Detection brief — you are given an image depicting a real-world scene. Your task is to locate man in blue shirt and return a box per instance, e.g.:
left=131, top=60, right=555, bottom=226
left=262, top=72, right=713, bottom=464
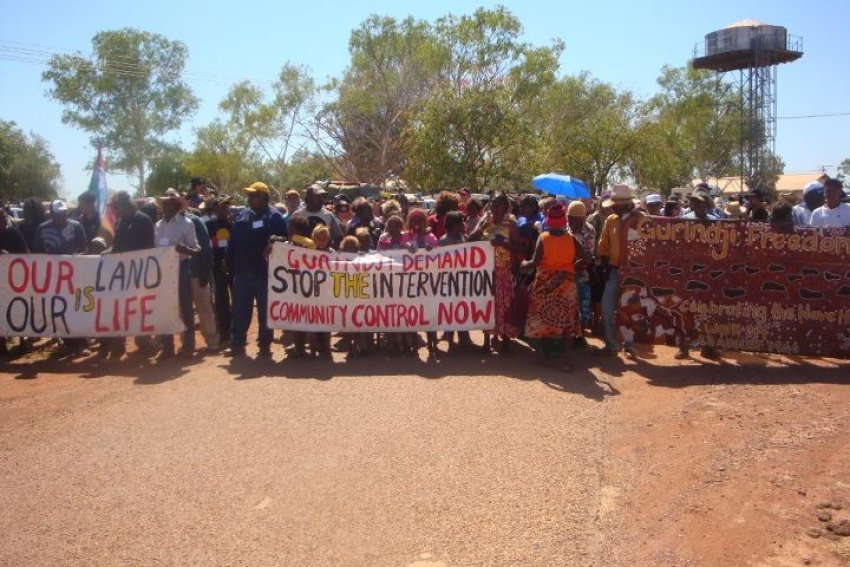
left=225, top=182, right=288, bottom=357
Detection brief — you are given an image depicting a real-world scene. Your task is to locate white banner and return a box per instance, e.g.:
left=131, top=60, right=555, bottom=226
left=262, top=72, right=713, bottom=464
left=267, top=242, right=495, bottom=332
left=0, top=248, right=184, bottom=337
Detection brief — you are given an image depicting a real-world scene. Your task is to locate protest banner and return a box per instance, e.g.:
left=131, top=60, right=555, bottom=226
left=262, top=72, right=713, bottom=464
left=0, top=248, right=183, bottom=338
left=618, top=217, right=850, bottom=358
left=267, top=242, right=495, bottom=332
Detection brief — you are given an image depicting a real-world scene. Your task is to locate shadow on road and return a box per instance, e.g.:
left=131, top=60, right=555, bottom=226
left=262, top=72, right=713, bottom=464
left=624, top=344, right=850, bottom=388
left=2, top=338, right=846, bottom=398
left=0, top=350, right=194, bottom=385
left=219, top=345, right=621, bottom=401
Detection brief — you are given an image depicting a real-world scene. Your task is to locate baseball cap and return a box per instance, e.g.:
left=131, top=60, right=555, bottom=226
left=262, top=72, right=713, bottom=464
left=803, top=181, right=824, bottom=196
left=645, top=194, right=662, bottom=205
left=50, top=200, right=68, bottom=213
left=243, top=181, right=270, bottom=196
left=306, top=182, right=328, bottom=196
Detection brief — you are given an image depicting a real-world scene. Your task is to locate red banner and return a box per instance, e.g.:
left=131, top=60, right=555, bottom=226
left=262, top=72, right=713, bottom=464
left=618, top=217, right=850, bottom=358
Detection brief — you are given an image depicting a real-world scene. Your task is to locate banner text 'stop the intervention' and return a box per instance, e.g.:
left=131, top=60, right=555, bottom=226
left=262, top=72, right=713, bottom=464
left=266, top=241, right=496, bottom=332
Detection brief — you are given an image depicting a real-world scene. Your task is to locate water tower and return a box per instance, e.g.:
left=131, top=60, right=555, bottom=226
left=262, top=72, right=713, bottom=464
left=691, top=20, right=803, bottom=191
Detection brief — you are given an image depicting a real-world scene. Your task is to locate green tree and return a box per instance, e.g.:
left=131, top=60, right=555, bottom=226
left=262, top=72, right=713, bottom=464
left=627, top=116, right=692, bottom=195
left=145, top=147, right=189, bottom=195
left=836, top=157, right=850, bottom=188
left=648, top=66, right=740, bottom=184
left=315, top=15, right=445, bottom=182
left=42, top=28, right=199, bottom=196
left=280, top=150, right=335, bottom=190
left=219, top=64, right=316, bottom=190
left=404, top=7, right=561, bottom=191
left=536, top=73, right=639, bottom=193
left=0, top=120, right=61, bottom=202
left=186, top=120, right=257, bottom=197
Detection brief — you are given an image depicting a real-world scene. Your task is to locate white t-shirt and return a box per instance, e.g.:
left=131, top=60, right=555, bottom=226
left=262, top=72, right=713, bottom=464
left=808, top=203, right=850, bottom=228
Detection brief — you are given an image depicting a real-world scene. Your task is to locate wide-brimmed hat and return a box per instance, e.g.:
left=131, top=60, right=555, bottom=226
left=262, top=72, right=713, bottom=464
left=157, top=188, right=187, bottom=208
left=724, top=201, right=745, bottom=218
left=690, top=188, right=713, bottom=204
left=567, top=200, right=587, bottom=217
left=243, top=181, right=270, bottom=196
left=611, top=184, right=633, bottom=201
left=205, top=194, right=232, bottom=209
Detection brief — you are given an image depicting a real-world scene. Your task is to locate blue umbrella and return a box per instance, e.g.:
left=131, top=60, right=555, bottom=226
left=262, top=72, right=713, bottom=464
left=531, top=173, right=591, bottom=199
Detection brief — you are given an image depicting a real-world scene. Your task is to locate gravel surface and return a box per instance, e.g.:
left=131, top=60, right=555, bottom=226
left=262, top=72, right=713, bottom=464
left=0, top=343, right=612, bottom=566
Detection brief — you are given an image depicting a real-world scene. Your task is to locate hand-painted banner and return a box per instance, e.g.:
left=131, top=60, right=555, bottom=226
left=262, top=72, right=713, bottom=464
left=267, top=242, right=495, bottom=332
left=619, top=217, right=850, bottom=358
left=0, top=248, right=183, bottom=337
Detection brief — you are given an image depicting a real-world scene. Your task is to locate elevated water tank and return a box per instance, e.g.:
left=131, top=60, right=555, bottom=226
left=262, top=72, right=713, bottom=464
left=691, top=20, right=802, bottom=72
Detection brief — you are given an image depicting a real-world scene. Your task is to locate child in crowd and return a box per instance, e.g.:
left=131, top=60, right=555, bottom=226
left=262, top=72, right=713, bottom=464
left=403, top=208, right=438, bottom=250
left=378, top=215, right=405, bottom=250
left=312, top=224, right=332, bottom=252
left=339, top=235, right=360, bottom=253
left=354, top=227, right=373, bottom=252
left=377, top=215, right=409, bottom=353
left=286, top=214, right=314, bottom=359
left=308, top=224, right=333, bottom=359
left=438, top=211, right=475, bottom=353
left=339, top=235, right=373, bottom=356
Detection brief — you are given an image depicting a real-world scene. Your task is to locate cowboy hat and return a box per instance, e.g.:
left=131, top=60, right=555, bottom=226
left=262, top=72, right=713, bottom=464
left=156, top=188, right=187, bottom=208
left=611, top=184, right=633, bottom=201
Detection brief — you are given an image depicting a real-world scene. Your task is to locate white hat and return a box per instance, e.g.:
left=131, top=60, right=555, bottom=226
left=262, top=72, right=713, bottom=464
left=645, top=194, right=662, bottom=205
left=803, top=181, right=824, bottom=195
left=611, top=184, right=633, bottom=201
left=50, top=200, right=68, bottom=214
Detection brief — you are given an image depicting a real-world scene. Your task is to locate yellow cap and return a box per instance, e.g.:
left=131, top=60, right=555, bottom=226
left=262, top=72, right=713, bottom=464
left=243, top=181, right=270, bottom=196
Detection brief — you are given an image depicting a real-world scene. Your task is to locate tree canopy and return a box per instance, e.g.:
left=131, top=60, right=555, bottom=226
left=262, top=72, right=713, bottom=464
left=42, top=28, right=198, bottom=197
left=0, top=120, right=61, bottom=203
left=27, top=10, right=778, bottom=198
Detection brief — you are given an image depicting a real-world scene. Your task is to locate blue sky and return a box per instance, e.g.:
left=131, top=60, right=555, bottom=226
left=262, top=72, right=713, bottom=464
left=1, top=0, right=847, bottom=197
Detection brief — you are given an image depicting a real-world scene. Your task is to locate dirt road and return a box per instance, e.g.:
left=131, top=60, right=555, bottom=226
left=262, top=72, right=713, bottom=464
left=0, top=339, right=847, bottom=566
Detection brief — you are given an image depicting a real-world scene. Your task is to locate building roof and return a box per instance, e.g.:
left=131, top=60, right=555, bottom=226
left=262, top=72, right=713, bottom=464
left=684, top=172, right=823, bottom=195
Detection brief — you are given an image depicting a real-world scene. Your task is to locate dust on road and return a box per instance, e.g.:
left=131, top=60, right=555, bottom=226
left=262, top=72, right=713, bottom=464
left=0, top=340, right=847, bottom=566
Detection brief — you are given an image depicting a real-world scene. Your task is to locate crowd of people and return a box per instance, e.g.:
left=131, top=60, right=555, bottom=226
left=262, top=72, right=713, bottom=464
left=1, top=174, right=848, bottom=369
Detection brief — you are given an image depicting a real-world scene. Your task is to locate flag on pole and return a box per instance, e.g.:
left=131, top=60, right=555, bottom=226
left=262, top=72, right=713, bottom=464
left=88, top=145, right=108, bottom=216
left=87, top=145, right=116, bottom=238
